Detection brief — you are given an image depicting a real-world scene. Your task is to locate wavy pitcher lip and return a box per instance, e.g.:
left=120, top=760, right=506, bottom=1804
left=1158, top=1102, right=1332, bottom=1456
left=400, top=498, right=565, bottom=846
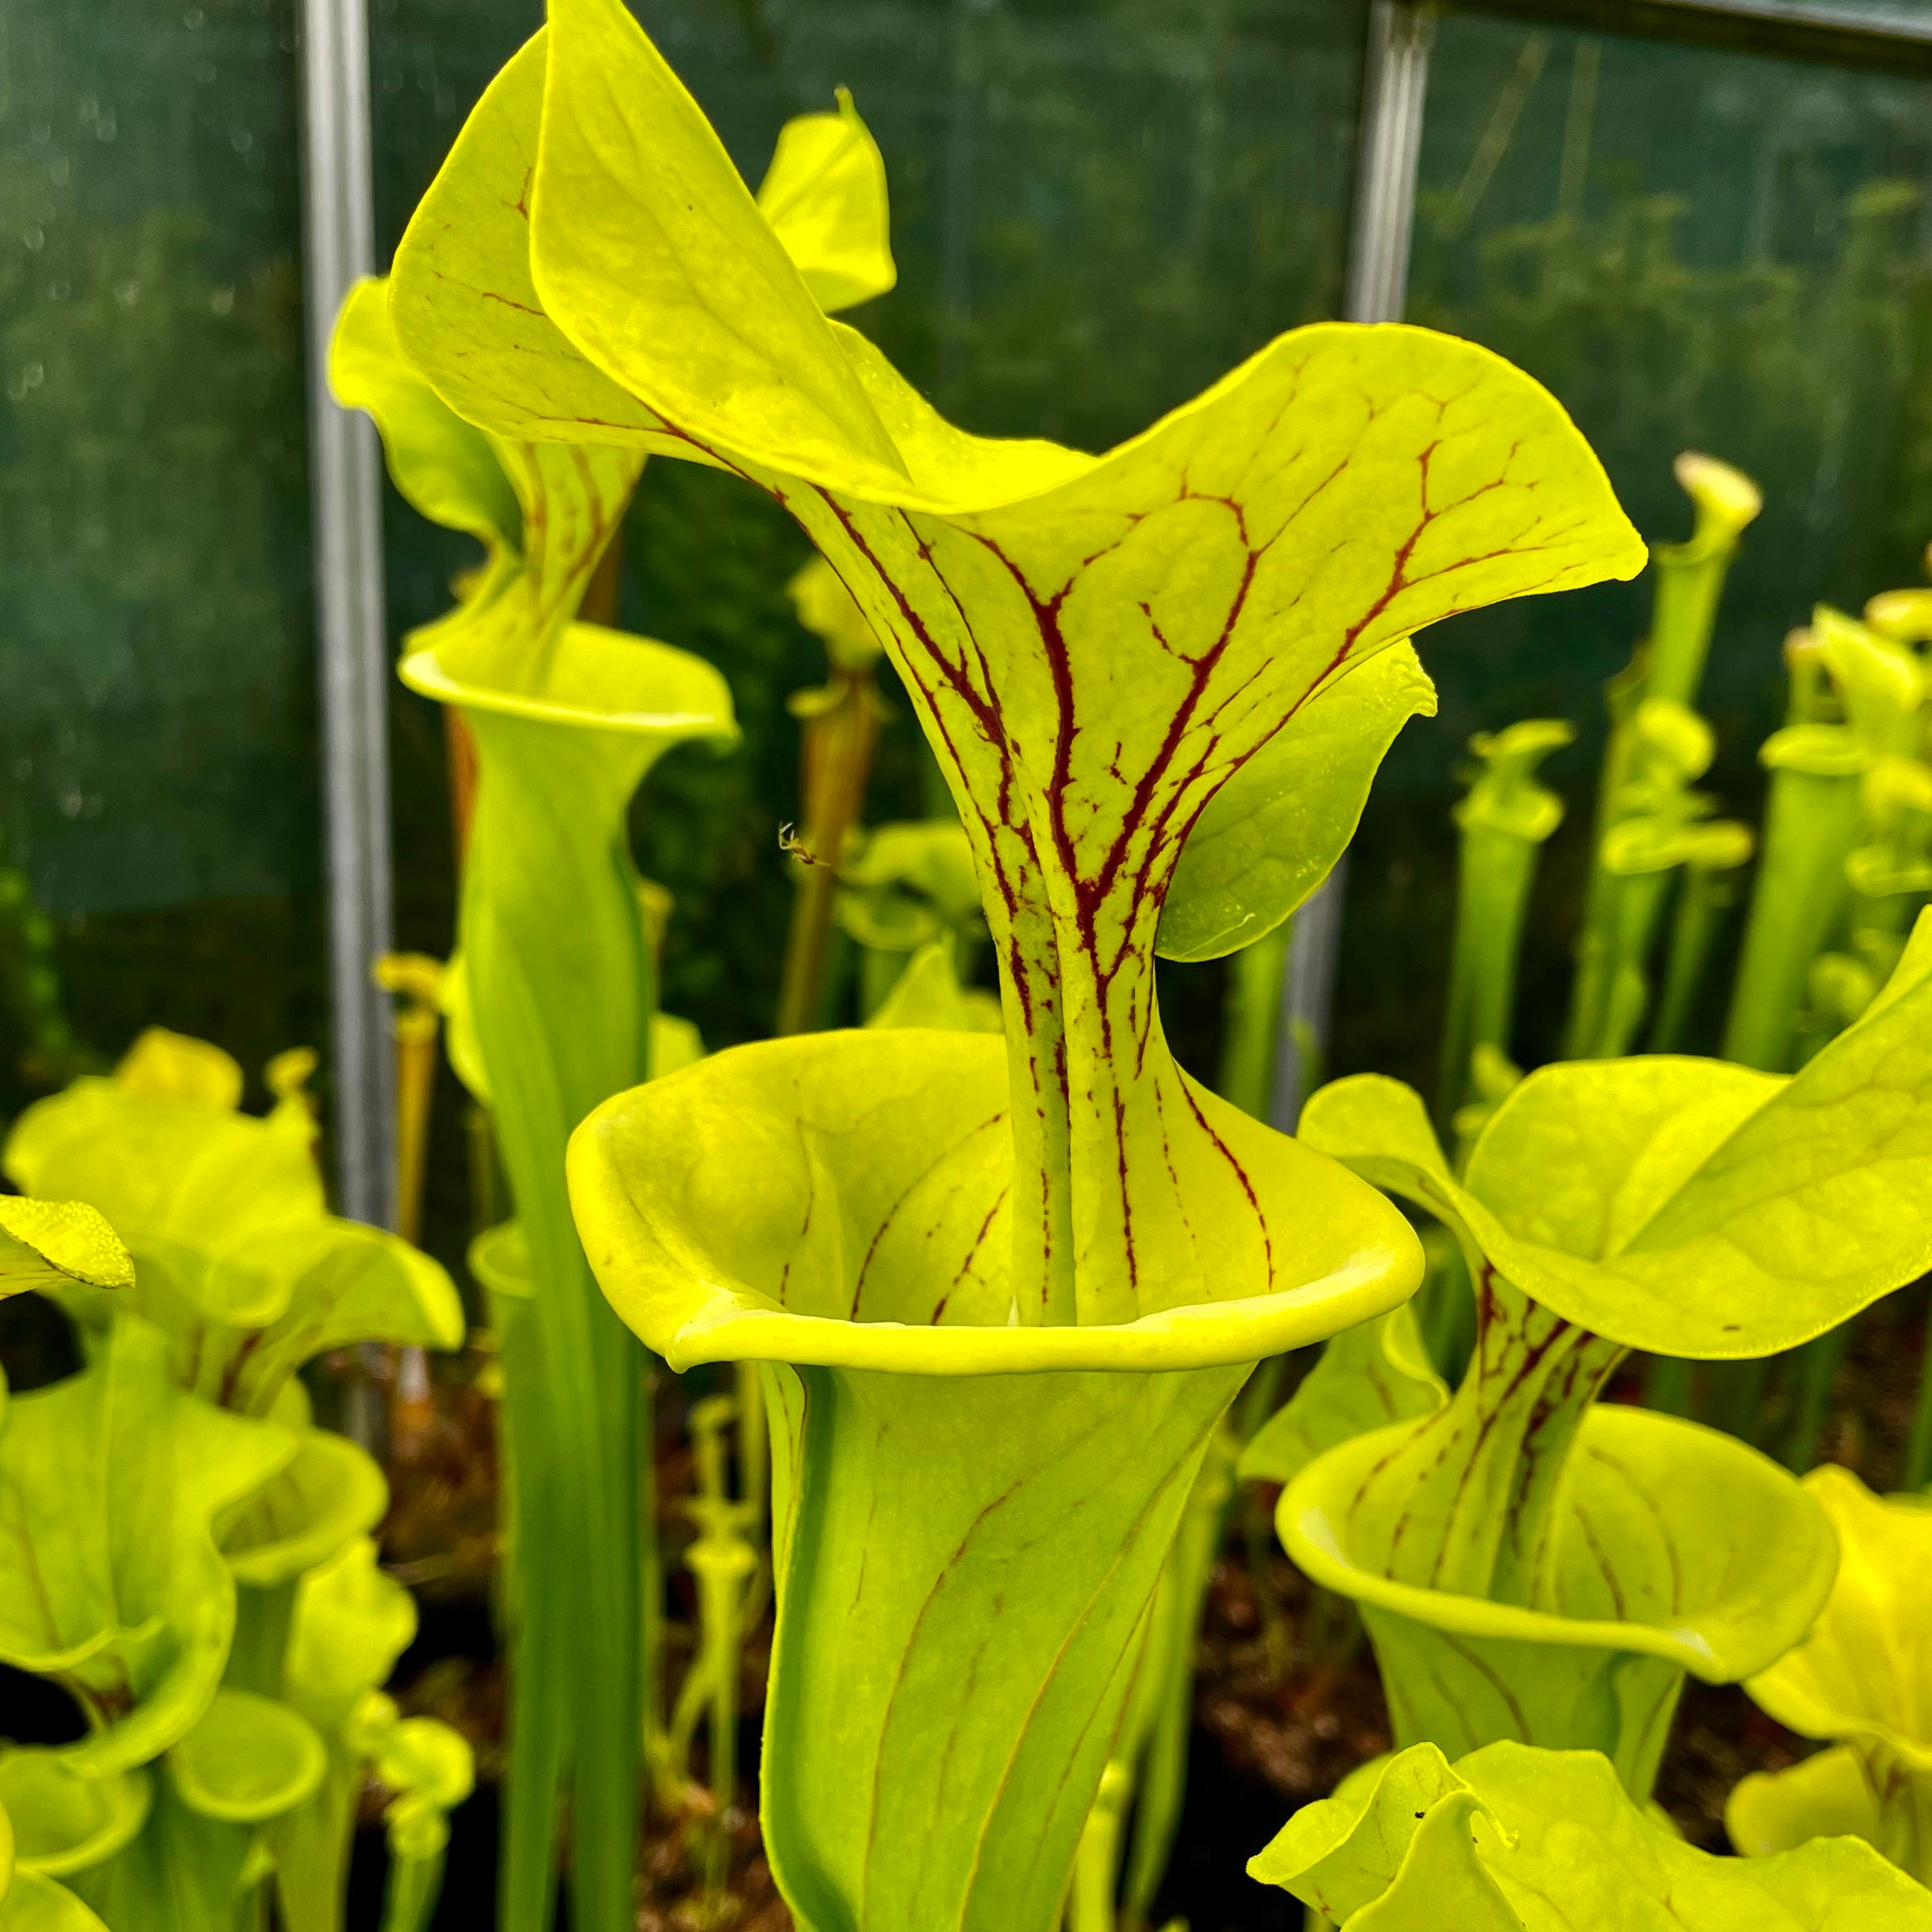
left=611, top=1252, right=1417, bottom=1377
left=399, top=620, right=739, bottom=746
left=529, top=0, right=1638, bottom=524
left=1279, top=1404, right=1836, bottom=1680
left=567, top=1027, right=1425, bottom=1377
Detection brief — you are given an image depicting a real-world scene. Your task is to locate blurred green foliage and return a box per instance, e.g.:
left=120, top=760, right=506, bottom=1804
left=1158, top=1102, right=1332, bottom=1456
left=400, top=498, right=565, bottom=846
left=1337, top=21, right=1932, bottom=1096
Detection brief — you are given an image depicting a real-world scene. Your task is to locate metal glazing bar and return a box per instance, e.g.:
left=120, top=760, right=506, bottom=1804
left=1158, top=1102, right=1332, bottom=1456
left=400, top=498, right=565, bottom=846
left=1270, top=0, right=1433, bottom=1133
left=1343, top=1, right=1436, bottom=329
left=1447, top=0, right=1932, bottom=77
left=299, top=0, right=396, bottom=1230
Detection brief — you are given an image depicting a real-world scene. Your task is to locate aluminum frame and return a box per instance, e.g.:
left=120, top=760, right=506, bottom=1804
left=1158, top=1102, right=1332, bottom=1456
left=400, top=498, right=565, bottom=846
left=1271, top=0, right=1435, bottom=1133
left=299, top=0, right=396, bottom=1231
left=1449, top=0, right=1932, bottom=75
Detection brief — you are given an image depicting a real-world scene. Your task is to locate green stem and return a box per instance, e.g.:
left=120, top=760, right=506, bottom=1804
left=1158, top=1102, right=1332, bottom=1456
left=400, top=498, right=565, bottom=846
left=1417, top=1227, right=1476, bottom=1385
left=758, top=1357, right=1246, bottom=1932
left=464, top=1103, right=504, bottom=1242
left=1724, top=737, right=1863, bottom=1071
left=380, top=1844, right=448, bottom=1932
left=1439, top=722, right=1569, bottom=1125
left=457, top=696, right=664, bottom=1932
left=733, top=1361, right=768, bottom=1548
left=1906, top=1303, right=1932, bottom=1490
left=471, top=1229, right=566, bottom=1932
left=1566, top=483, right=1750, bottom=1057
left=777, top=670, right=883, bottom=1035
left=1234, top=1360, right=1297, bottom=1686
left=1705, top=1357, right=1772, bottom=1446
left=1243, top=1485, right=1294, bottom=1686
left=1067, top=1762, right=1131, bottom=1932
left=1233, top=1355, right=1289, bottom=1444
left=1781, top=1322, right=1854, bottom=1472
left=1442, top=822, right=1543, bottom=1121
left=1568, top=695, right=1647, bottom=1061
left=1216, top=921, right=1289, bottom=1122
left=1643, top=1355, right=1695, bottom=1418
left=1645, top=524, right=1743, bottom=710
left=1345, top=1266, right=1627, bottom=1606
left=1647, top=861, right=1727, bottom=1052
left=1578, top=861, right=1679, bottom=1060
left=858, top=942, right=909, bottom=1020
left=223, top=1579, right=299, bottom=1700
left=684, top=1396, right=756, bottom=1901
left=642, top=1357, right=664, bottom=1760
left=697, top=1555, right=743, bottom=1898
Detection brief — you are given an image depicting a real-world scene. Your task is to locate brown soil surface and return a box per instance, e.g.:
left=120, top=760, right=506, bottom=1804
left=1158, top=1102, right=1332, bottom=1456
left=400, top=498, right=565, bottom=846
left=638, top=1798, right=792, bottom=1932
left=1193, top=1543, right=1392, bottom=1807
left=1191, top=1524, right=1816, bottom=1863
left=1654, top=1682, right=1810, bottom=1852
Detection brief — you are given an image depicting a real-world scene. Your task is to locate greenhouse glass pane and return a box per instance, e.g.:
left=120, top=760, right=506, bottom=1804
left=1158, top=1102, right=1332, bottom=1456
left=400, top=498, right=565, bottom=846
left=0, top=0, right=322, bottom=1113
left=369, top=0, right=1369, bottom=1101
left=1335, top=16, right=1932, bottom=1096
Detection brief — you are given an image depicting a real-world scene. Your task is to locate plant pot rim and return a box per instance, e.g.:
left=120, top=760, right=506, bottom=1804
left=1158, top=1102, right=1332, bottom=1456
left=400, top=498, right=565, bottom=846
left=1279, top=1404, right=1835, bottom=1679
left=399, top=625, right=737, bottom=745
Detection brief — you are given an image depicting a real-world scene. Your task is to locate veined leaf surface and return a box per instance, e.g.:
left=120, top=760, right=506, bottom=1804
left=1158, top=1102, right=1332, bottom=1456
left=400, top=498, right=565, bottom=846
left=401, top=0, right=1643, bottom=1327
left=1303, top=919, right=1932, bottom=1357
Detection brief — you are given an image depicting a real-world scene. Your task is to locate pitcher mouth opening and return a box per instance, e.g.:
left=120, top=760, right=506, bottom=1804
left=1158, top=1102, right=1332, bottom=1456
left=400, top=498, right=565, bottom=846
left=567, top=1026, right=1425, bottom=1379
left=484, top=1202, right=1413, bottom=1375
left=1278, top=1404, right=1834, bottom=1681
left=601, top=1246, right=1420, bottom=1377
left=399, top=630, right=734, bottom=742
